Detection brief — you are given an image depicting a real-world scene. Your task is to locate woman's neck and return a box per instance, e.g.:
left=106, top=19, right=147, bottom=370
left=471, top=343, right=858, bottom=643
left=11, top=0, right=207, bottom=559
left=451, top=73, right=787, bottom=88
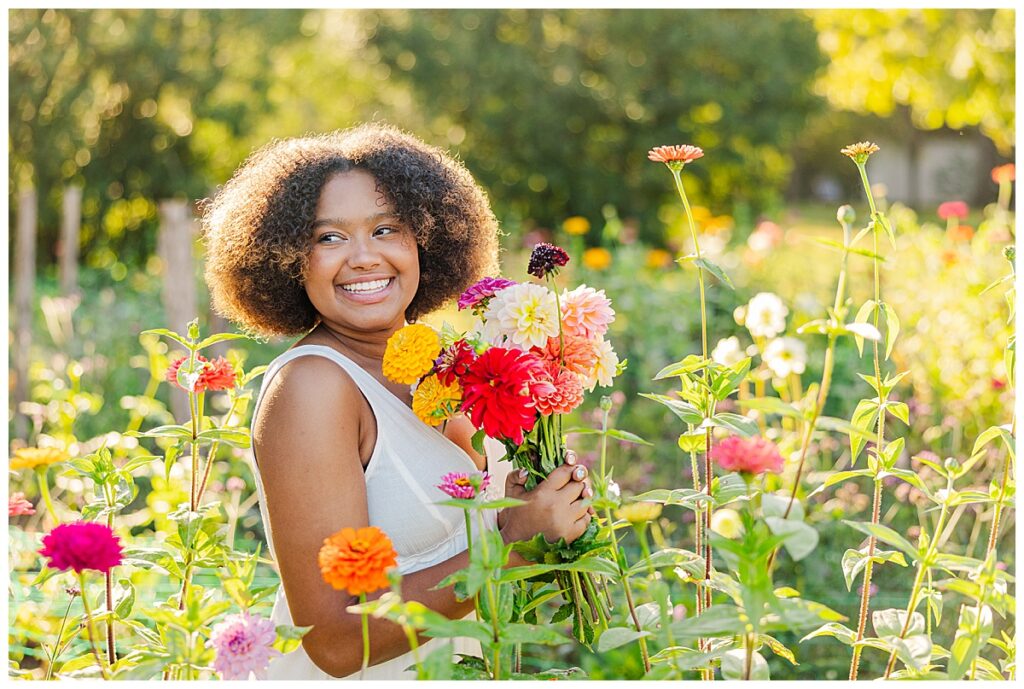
left=312, top=322, right=396, bottom=365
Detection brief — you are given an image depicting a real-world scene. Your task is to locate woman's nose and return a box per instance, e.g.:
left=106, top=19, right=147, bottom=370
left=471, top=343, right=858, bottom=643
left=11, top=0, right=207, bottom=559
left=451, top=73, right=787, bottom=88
left=347, top=237, right=381, bottom=269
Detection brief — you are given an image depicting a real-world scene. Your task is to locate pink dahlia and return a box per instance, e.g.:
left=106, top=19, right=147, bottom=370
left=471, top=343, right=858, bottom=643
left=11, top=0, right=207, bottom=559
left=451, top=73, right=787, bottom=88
left=533, top=362, right=585, bottom=416
left=534, top=331, right=600, bottom=380
left=438, top=471, right=491, bottom=500
left=434, top=339, right=477, bottom=386
left=38, top=521, right=123, bottom=573
left=561, top=285, right=615, bottom=340
left=210, top=611, right=280, bottom=680
left=8, top=492, right=35, bottom=517
left=457, top=277, right=517, bottom=311
left=711, top=436, right=784, bottom=476
left=460, top=347, right=552, bottom=444
left=166, top=354, right=238, bottom=393
left=937, top=201, right=968, bottom=221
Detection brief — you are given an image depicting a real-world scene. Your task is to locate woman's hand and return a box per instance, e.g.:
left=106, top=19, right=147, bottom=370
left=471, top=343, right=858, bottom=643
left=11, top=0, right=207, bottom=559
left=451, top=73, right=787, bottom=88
left=499, top=452, right=593, bottom=546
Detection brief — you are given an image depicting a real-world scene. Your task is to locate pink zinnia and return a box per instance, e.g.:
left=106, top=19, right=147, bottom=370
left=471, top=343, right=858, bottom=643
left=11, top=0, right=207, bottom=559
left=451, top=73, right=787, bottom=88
left=648, top=145, right=704, bottom=165
left=937, top=201, right=968, bottom=220
left=166, top=354, right=238, bottom=393
left=533, top=331, right=600, bottom=380
left=561, top=285, right=615, bottom=340
left=533, top=362, right=585, bottom=416
left=210, top=611, right=280, bottom=680
left=38, top=521, right=124, bottom=573
left=457, top=277, right=517, bottom=311
left=460, top=347, right=552, bottom=444
left=8, top=492, right=35, bottom=517
left=438, top=471, right=491, bottom=500
left=710, top=436, right=784, bottom=476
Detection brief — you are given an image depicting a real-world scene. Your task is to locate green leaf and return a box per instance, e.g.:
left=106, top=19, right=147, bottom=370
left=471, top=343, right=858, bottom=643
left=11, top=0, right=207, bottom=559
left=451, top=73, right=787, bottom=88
left=498, top=556, right=620, bottom=582
left=712, top=473, right=749, bottom=507
left=669, top=604, right=744, bottom=641
left=707, top=412, right=758, bottom=438
left=737, top=396, right=802, bottom=418
left=764, top=518, right=818, bottom=561
left=678, top=431, right=706, bottom=453
left=843, top=520, right=919, bottom=561
left=971, top=424, right=1015, bottom=461
left=272, top=624, right=312, bottom=655
left=841, top=548, right=908, bottom=591
left=759, top=633, right=798, bottom=665
left=809, top=235, right=886, bottom=260
left=880, top=302, right=900, bottom=360
left=639, top=393, right=703, bottom=424
left=470, top=429, right=486, bottom=456
left=596, top=626, right=652, bottom=652
left=197, top=428, right=251, bottom=448
left=765, top=597, right=847, bottom=633
left=195, top=332, right=249, bottom=351
left=886, top=401, right=910, bottom=426
left=852, top=300, right=878, bottom=356
left=129, top=424, right=193, bottom=440
left=420, top=618, right=493, bottom=645
left=627, top=548, right=702, bottom=576
left=761, top=492, right=804, bottom=521
left=631, top=488, right=709, bottom=508
left=848, top=399, right=880, bottom=463
left=710, top=357, right=751, bottom=400
left=873, top=608, right=924, bottom=637
left=891, top=634, right=933, bottom=672
left=721, top=648, right=770, bottom=680
left=653, top=355, right=710, bottom=380
left=823, top=469, right=874, bottom=488
left=801, top=622, right=857, bottom=645
left=113, top=579, right=136, bottom=618
left=693, top=256, right=735, bottom=289
left=141, top=328, right=191, bottom=348
left=163, top=443, right=181, bottom=482
left=605, top=428, right=652, bottom=446
left=500, top=622, right=571, bottom=645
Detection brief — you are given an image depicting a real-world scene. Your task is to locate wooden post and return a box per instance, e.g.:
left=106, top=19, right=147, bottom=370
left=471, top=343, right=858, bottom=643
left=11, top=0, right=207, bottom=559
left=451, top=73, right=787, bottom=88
left=12, top=188, right=38, bottom=442
left=59, top=185, right=82, bottom=296
left=158, top=199, right=197, bottom=422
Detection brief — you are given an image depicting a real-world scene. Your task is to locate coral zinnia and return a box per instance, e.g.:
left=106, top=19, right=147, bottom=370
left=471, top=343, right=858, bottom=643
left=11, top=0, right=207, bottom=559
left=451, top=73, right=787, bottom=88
left=9, top=446, right=70, bottom=471
left=318, top=526, right=398, bottom=596
left=412, top=374, right=462, bottom=427
left=437, top=471, right=491, bottom=500
left=457, top=277, right=517, bottom=312
left=460, top=347, right=551, bottom=444
left=38, top=521, right=124, bottom=573
left=534, top=331, right=600, bottom=380
left=840, top=141, right=880, bottom=164
left=8, top=493, right=35, bottom=517
left=527, top=242, right=570, bottom=279
left=710, top=436, right=784, bottom=475
left=209, top=611, right=280, bottom=680
left=648, top=145, right=704, bottom=166
left=481, top=282, right=560, bottom=350
left=382, top=323, right=441, bottom=385
left=166, top=354, right=238, bottom=393
left=533, top=362, right=585, bottom=416
left=561, top=284, right=615, bottom=340
left=434, top=339, right=477, bottom=386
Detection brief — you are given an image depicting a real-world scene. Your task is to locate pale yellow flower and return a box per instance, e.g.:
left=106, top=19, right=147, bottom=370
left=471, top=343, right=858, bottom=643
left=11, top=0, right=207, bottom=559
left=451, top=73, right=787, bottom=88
left=10, top=447, right=70, bottom=471
left=616, top=501, right=663, bottom=524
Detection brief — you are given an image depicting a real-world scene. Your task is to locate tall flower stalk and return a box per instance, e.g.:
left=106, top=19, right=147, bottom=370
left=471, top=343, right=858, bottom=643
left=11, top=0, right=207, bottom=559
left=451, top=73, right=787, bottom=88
left=841, top=142, right=895, bottom=681
left=649, top=145, right=716, bottom=645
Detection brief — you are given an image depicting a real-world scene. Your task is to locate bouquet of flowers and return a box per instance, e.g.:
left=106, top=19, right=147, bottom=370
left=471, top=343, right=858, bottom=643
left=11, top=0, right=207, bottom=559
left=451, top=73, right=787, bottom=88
left=382, top=242, right=622, bottom=641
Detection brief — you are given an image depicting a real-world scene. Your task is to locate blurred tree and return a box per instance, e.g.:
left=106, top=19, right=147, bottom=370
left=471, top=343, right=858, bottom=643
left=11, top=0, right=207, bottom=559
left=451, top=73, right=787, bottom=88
left=367, top=9, right=826, bottom=242
left=809, top=8, right=1015, bottom=154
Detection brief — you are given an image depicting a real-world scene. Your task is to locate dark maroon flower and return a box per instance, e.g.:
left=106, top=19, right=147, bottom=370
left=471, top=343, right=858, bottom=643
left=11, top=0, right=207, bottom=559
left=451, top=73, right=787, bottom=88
left=527, top=243, right=570, bottom=279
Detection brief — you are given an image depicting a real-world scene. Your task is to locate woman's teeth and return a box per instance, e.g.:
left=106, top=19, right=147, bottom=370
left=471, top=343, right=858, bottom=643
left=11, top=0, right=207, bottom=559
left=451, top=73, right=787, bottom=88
left=341, top=278, right=391, bottom=293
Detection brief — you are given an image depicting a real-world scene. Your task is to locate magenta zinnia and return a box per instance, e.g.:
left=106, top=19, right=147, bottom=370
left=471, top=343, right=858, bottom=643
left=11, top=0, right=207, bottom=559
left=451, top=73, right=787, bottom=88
left=457, top=276, right=517, bottom=311
left=460, top=347, right=552, bottom=444
left=438, top=471, right=491, bottom=500
left=38, top=521, right=124, bottom=573
left=209, top=611, right=280, bottom=680
left=710, top=436, right=784, bottom=476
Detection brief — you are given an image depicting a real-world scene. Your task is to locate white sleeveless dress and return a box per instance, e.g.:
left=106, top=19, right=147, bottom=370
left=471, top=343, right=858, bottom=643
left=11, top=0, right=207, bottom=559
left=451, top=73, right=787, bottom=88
left=248, top=345, right=511, bottom=680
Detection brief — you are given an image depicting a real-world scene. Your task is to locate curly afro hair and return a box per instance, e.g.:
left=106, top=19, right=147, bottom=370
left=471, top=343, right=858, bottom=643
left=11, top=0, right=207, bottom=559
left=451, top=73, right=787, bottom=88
left=202, top=123, right=500, bottom=338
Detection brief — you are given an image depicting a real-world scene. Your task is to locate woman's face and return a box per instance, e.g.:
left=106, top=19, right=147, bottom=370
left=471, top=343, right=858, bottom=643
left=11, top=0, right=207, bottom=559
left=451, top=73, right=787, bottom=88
left=305, top=169, right=420, bottom=335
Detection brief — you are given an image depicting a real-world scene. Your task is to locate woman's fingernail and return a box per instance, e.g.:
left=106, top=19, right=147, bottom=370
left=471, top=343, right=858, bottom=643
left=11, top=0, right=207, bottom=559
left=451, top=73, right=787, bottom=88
left=584, top=487, right=593, bottom=498
left=566, top=452, right=577, bottom=465
left=518, top=469, right=528, bottom=479
left=574, top=467, right=586, bottom=480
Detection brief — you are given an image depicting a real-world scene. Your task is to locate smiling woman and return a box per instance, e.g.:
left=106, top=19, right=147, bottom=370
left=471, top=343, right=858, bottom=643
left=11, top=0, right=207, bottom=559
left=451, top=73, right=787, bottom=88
left=200, top=124, right=594, bottom=679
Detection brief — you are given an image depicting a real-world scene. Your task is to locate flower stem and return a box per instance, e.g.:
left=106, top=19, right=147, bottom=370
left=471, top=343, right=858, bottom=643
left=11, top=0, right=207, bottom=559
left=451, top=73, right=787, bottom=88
left=744, top=631, right=755, bottom=680
left=35, top=466, right=59, bottom=525
left=359, top=593, right=369, bottom=679
left=45, top=593, right=77, bottom=680
left=549, top=274, right=566, bottom=367
left=476, top=510, right=502, bottom=679
left=77, top=573, right=110, bottom=680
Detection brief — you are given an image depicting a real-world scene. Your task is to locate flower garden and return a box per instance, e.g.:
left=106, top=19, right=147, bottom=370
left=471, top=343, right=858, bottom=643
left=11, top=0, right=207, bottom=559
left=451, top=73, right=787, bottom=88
left=7, top=139, right=1015, bottom=681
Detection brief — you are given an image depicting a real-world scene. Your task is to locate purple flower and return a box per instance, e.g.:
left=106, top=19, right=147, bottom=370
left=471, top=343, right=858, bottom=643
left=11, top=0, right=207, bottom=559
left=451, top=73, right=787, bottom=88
left=210, top=611, right=280, bottom=680
left=527, top=242, right=570, bottom=279
left=457, top=277, right=517, bottom=311
left=438, top=471, right=491, bottom=500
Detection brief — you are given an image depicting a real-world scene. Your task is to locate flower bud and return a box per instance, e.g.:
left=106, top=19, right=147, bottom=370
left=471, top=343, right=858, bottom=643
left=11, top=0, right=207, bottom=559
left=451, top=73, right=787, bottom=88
left=64, top=585, right=81, bottom=597
left=1004, top=245, right=1016, bottom=262
left=599, top=396, right=613, bottom=412
left=837, top=205, right=856, bottom=225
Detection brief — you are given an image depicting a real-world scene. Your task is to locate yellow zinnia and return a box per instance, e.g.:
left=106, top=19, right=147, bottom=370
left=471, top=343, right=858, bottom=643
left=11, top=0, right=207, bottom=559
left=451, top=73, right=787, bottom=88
left=616, top=501, right=663, bottom=524
left=412, top=375, right=462, bottom=427
left=582, top=247, right=612, bottom=271
left=562, top=216, right=591, bottom=236
left=382, top=324, right=441, bottom=385
left=9, top=447, right=70, bottom=471
left=645, top=249, right=672, bottom=269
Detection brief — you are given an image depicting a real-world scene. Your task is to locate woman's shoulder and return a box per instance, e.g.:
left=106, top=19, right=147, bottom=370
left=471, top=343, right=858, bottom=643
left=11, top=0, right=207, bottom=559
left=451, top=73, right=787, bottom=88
left=255, top=349, right=364, bottom=433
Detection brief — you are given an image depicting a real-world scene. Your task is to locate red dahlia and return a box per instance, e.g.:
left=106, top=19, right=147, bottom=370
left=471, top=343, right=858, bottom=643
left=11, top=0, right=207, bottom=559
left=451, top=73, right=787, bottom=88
left=460, top=347, right=553, bottom=444
left=435, top=339, right=477, bottom=386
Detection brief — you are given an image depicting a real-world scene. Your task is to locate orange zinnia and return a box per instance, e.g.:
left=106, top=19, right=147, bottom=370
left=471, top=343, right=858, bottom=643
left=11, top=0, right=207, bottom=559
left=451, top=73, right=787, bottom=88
left=648, top=144, right=704, bottom=165
left=318, top=526, right=398, bottom=596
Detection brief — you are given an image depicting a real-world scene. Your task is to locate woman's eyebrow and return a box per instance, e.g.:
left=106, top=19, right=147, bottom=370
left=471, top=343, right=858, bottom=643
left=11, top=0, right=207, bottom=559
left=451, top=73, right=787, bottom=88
left=311, top=211, right=399, bottom=230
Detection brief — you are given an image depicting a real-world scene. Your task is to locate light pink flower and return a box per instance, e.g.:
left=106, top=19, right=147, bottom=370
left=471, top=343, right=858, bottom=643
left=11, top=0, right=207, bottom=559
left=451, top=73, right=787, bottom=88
left=8, top=493, right=35, bottom=517
left=210, top=611, right=280, bottom=680
left=710, top=436, right=784, bottom=475
left=437, top=472, right=491, bottom=500
left=560, top=285, right=615, bottom=340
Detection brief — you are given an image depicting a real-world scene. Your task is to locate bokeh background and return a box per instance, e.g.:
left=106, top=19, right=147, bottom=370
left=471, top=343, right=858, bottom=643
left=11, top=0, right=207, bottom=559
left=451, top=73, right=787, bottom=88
left=8, top=8, right=1016, bottom=680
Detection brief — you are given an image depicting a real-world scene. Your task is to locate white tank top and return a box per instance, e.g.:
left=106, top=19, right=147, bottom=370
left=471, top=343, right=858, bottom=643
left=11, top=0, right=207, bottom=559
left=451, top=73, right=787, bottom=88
left=248, top=344, right=510, bottom=680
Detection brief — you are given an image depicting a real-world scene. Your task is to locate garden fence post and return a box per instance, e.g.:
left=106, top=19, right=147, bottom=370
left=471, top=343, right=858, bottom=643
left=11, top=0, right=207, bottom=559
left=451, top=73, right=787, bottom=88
left=158, top=199, right=198, bottom=422
left=59, top=185, right=82, bottom=296
left=13, top=188, right=38, bottom=442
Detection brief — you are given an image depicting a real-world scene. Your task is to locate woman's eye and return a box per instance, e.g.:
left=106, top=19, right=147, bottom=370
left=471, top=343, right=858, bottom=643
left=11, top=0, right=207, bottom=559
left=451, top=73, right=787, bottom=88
left=317, top=232, right=344, bottom=244
left=374, top=226, right=397, bottom=237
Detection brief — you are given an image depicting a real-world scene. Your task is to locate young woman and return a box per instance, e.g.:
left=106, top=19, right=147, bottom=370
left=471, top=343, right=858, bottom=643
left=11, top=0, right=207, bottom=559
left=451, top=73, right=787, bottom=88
left=203, top=124, right=593, bottom=679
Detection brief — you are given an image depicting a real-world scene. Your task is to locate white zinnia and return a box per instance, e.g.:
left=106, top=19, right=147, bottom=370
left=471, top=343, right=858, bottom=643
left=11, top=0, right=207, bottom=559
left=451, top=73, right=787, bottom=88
left=481, top=283, right=560, bottom=350
left=711, top=336, right=745, bottom=367
left=584, top=338, right=619, bottom=391
left=763, top=337, right=807, bottom=378
left=745, top=292, right=788, bottom=339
